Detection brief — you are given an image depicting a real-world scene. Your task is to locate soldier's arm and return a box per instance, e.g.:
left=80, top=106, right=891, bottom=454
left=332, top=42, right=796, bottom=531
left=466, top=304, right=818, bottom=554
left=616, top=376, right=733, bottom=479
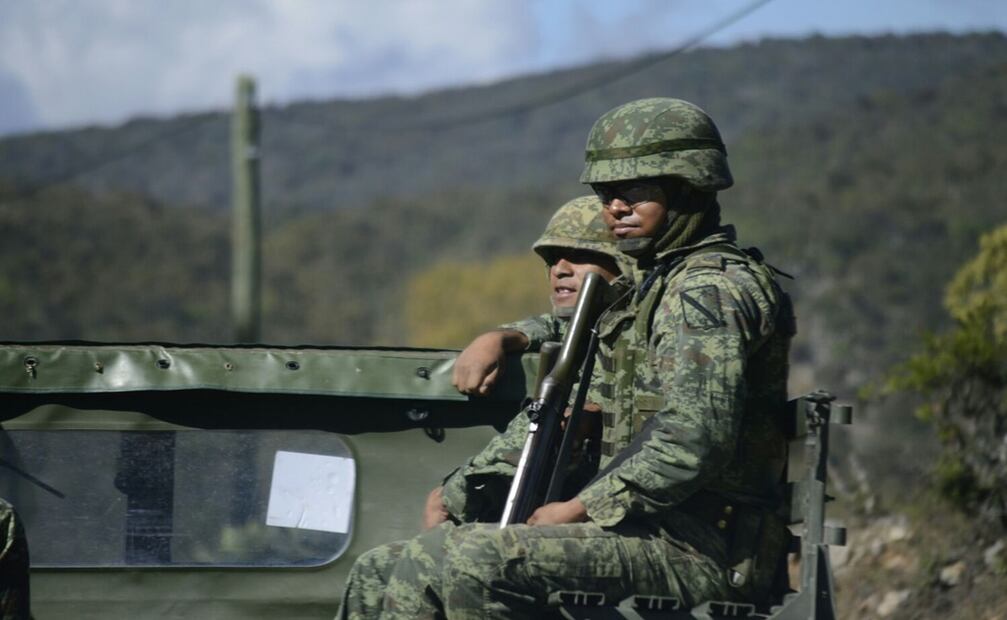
left=497, top=312, right=559, bottom=352
left=452, top=313, right=558, bottom=396
left=577, top=265, right=778, bottom=526
left=439, top=408, right=531, bottom=522
left=442, top=313, right=564, bottom=518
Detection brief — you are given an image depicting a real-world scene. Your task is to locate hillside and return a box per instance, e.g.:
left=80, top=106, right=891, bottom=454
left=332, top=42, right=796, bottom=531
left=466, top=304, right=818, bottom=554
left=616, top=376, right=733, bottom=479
left=1, top=33, right=1005, bottom=213
left=1, top=33, right=1005, bottom=370
left=0, top=33, right=1002, bottom=347
left=0, top=182, right=230, bottom=342
left=1, top=31, right=1007, bottom=618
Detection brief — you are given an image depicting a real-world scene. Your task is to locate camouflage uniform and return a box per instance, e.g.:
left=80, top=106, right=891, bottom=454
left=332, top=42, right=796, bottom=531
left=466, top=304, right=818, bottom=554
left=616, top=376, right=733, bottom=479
left=431, top=236, right=792, bottom=618
left=337, top=196, right=625, bottom=620
left=339, top=100, right=793, bottom=619
left=433, top=99, right=793, bottom=618
left=442, top=194, right=629, bottom=521
left=0, top=498, right=30, bottom=620
left=487, top=192, right=633, bottom=353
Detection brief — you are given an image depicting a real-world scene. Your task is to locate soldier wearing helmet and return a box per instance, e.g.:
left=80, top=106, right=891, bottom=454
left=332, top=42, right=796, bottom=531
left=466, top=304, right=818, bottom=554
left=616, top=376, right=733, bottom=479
left=452, top=194, right=627, bottom=397
left=337, top=196, right=626, bottom=620
left=435, top=99, right=795, bottom=618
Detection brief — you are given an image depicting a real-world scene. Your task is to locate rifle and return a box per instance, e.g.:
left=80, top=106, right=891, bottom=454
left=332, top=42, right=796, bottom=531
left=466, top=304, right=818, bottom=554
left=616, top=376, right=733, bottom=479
left=499, top=271, right=610, bottom=526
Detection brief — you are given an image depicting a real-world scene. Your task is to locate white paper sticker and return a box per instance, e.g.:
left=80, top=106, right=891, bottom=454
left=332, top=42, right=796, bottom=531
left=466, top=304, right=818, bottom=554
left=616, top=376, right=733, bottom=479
left=266, top=450, right=355, bottom=534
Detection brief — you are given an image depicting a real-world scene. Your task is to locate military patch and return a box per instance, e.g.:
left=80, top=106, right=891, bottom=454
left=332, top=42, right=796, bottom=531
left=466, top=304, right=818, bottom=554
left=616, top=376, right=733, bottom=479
left=680, top=285, right=725, bottom=329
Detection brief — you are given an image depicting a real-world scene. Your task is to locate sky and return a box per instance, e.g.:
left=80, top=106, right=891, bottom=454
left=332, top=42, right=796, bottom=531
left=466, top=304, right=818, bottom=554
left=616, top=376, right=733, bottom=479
left=0, top=0, right=1004, bottom=137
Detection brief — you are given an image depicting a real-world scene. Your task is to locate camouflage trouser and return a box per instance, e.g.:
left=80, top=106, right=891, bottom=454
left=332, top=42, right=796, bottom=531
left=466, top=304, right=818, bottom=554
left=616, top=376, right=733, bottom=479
left=338, top=520, right=731, bottom=620
left=0, top=499, right=30, bottom=620
left=337, top=523, right=452, bottom=620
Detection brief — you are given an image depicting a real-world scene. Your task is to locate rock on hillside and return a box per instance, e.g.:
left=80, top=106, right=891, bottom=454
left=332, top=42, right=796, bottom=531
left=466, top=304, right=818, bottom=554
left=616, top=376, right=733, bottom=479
left=830, top=503, right=1006, bottom=619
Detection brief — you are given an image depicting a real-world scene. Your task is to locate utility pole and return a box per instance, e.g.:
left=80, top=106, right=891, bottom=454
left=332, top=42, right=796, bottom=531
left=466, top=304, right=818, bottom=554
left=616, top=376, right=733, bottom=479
left=231, top=75, right=261, bottom=343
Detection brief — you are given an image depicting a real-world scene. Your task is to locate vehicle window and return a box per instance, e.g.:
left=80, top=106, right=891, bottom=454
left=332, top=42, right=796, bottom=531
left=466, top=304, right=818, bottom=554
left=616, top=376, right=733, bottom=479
left=0, top=429, right=354, bottom=568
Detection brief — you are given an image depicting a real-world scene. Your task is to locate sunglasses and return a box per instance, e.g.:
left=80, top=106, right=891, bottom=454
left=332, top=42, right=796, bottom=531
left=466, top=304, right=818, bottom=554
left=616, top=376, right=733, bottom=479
left=591, top=181, right=666, bottom=208
left=539, top=248, right=606, bottom=267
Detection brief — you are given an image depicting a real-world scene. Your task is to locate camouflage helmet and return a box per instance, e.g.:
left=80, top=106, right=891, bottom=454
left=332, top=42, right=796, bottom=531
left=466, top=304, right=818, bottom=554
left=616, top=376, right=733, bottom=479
left=580, top=98, right=733, bottom=191
left=532, top=195, right=620, bottom=262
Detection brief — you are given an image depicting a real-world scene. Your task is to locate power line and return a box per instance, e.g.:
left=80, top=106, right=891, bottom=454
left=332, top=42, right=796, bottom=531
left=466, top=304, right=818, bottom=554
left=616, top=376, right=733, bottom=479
left=278, top=0, right=773, bottom=134
left=9, top=0, right=773, bottom=196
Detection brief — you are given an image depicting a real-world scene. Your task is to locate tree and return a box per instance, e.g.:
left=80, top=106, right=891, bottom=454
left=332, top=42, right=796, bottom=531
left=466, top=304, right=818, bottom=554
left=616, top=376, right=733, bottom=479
left=403, top=254, right=548, bottom=348
left=884, top=224, right=1007, bottom=526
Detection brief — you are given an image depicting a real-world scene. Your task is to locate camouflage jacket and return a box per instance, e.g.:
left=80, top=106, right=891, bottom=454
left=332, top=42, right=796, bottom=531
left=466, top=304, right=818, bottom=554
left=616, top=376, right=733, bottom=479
left=438, top=268, right=632, bottom=523
left=498, top=312, right=562, bottom=353
left=577, top=226, right=793, bottom=531
left=440, top=312, right=564, bottom=522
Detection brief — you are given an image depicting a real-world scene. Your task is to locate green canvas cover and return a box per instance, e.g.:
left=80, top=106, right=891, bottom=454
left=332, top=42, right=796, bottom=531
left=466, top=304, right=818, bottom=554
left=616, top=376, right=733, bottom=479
left=0, top=341, right=539, bottom=619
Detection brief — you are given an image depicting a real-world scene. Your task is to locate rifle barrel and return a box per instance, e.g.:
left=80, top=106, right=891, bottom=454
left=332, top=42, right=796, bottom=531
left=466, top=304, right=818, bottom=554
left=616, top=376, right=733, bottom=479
left=499, top=273, right=610, bottom=526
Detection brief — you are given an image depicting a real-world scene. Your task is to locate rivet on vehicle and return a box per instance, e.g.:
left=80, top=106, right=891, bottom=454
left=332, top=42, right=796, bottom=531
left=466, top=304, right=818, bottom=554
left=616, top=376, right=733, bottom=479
left=156, top=359, right=171, bottom=369
left=94, top=361, right=104, bottom=373
left=415, top=367, right=431, bottom=380
left=23, top=356, right=38, bottom=378
left=224, top=362, right=234, bottom=371
left=286, top=361, right=300, bottom=371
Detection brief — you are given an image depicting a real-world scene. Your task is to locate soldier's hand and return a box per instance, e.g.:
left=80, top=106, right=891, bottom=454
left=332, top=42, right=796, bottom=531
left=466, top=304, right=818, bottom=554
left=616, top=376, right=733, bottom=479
left=453, top=332, right=508, bottom=395
left=422, top=486, right=449, bottom=530
left=526, top=498, right=589, bottom=526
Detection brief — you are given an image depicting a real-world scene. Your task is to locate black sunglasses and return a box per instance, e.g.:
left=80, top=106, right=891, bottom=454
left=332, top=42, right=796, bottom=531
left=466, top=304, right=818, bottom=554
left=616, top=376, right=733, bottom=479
left=591, top=181, right=666, bottom=207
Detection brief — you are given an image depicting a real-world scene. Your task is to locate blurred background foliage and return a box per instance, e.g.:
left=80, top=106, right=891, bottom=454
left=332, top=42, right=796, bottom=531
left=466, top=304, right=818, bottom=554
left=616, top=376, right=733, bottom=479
left=404, top=254, right=547, bottom=348
left=1, top=32, right=1007, bottom=507
left=945, top=225, right=1007, bottom=339
left=883, top=224, right=1007, bottom=526
left=3, top=30, right=1007, bottom=618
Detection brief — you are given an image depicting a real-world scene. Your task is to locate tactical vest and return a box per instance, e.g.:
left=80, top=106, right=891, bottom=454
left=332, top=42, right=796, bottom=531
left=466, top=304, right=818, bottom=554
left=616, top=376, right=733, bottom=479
left=591, top=239, right=795, bottom=505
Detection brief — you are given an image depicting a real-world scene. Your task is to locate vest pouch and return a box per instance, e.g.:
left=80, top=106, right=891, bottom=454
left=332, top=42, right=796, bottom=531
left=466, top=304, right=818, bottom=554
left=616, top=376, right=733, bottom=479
left=598, top=346, right=639, bottom=461
left=632, top=394, right=665, bottom=434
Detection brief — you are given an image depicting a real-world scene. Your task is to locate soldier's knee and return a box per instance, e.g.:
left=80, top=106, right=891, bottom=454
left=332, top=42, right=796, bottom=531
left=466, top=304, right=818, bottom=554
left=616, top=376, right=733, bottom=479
left=348, top=540, right=408, bottom=581
left=443, top=525, right=508, bottom=583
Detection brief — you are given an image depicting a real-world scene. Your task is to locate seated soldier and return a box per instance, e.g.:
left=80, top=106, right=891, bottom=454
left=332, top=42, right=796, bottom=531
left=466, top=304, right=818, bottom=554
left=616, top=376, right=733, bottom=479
left=451, top=193, right=627, bottom=395
left=337, top=194, right=626, bottom=619
left=437, top=98, right=792, bottom=618
left=340, top=98, right=793, bottom=620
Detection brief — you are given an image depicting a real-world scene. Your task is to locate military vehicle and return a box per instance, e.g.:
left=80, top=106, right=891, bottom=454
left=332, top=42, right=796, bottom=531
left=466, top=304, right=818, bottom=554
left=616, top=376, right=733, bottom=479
left=0, top=337, right=850, bottom=619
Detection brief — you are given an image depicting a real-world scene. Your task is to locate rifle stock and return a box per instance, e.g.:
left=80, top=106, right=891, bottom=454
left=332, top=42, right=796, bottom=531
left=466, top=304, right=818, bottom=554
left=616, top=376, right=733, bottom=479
left=500, top=272, right=610, bottom=526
